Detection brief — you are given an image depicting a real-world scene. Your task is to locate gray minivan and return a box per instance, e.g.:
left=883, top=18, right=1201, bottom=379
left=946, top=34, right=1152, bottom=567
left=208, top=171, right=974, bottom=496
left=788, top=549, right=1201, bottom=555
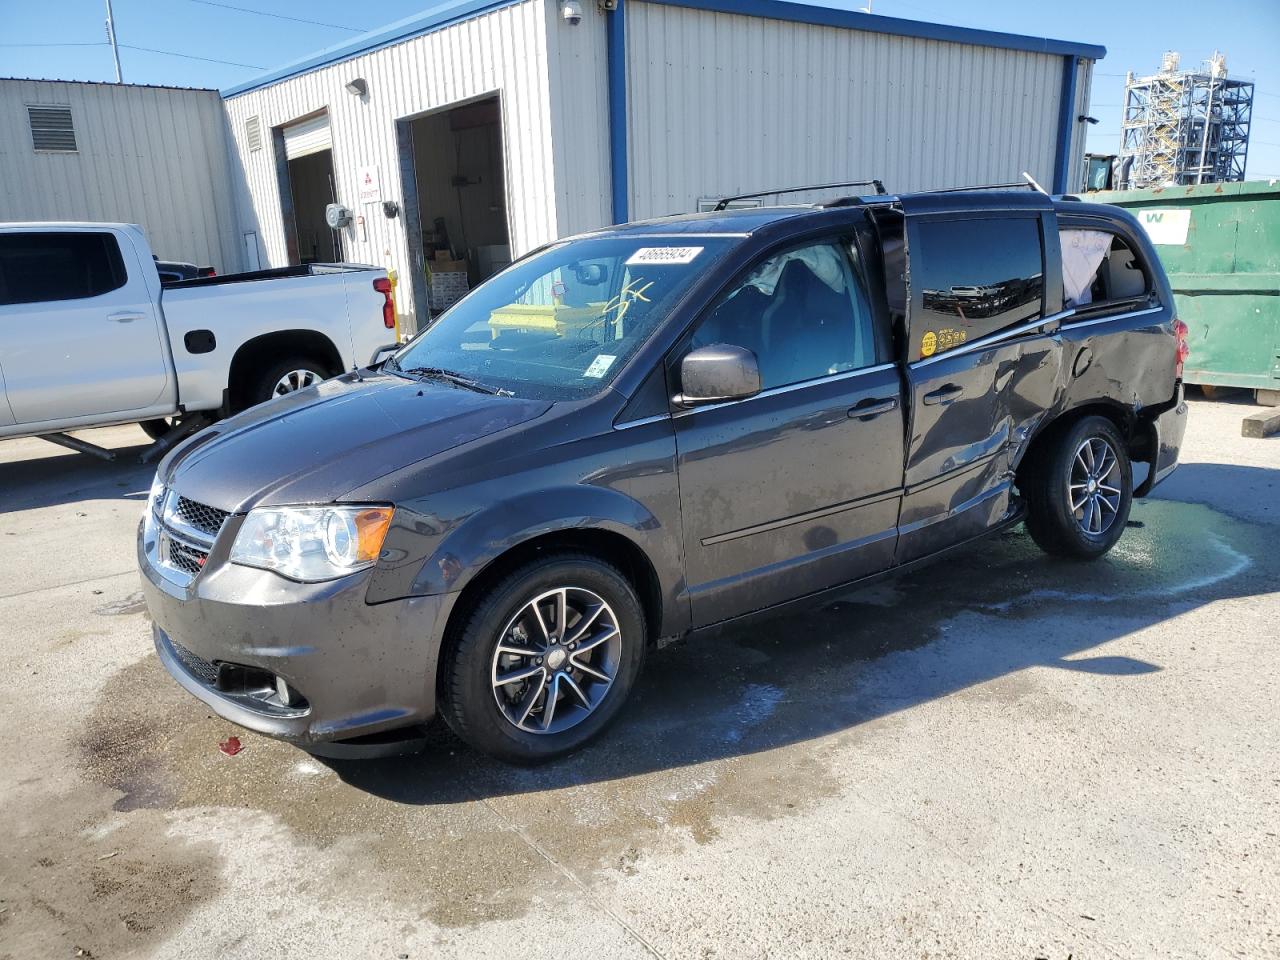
left=140, top=188, right=1188, bottom=762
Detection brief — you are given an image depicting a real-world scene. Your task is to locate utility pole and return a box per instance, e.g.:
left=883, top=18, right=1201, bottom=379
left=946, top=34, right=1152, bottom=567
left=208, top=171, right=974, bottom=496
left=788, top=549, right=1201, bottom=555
left=104, top=0, right=123, bottom=83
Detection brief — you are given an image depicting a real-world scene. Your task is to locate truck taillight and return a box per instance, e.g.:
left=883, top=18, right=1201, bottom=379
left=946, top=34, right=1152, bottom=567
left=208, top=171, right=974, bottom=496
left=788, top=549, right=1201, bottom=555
left=373, top=277, right=395, bottom=329
left=1174, top=318, right=1189, bottom=378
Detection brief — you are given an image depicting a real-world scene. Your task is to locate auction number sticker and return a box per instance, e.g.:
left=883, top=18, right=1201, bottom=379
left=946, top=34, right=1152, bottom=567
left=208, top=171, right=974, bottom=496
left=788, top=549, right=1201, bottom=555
left=626, top=246, right=703, bottom=266
left=584, top=354, right=617, bottom=378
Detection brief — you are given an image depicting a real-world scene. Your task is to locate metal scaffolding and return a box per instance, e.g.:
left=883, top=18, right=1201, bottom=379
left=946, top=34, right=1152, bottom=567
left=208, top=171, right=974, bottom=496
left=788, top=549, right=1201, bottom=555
left=1117, top=51, right=1254, bottom=189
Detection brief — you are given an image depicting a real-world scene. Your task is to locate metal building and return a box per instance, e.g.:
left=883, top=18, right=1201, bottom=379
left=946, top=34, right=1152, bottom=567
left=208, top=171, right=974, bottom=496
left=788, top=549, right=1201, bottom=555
left=217, top=0, right=1103, bottom=329
left=0, top=78, right=241, bottom=272
left=1117, top=51, right=1255, bottom=190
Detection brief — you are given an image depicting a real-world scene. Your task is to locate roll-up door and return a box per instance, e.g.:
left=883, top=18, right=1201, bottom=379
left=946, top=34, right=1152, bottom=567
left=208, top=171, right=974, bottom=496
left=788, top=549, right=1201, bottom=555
left=282, top=114, right=331, bottom=160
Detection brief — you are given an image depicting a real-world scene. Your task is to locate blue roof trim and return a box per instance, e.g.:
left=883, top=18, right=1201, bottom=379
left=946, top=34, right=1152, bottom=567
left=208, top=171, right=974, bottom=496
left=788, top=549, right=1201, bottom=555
left=221, top=0, right=1105, bottom=99
left=643, top=0, right=1106, bottom=61
left=220, top=0, right=524, bottom=98
left=1053, top=55, right=1081, bottom=193
left=606, top=1, right=629, bottom=224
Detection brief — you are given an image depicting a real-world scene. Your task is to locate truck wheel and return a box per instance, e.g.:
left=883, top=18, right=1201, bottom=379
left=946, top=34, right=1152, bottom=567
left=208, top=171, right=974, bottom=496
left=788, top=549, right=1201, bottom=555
left=139, top=418, right=176, bottom=441
left=250, top=357, right=329, bottom=408
left=1024, top=415, right=1133, bottom=560
left=440, top=553, right=647, bottom=764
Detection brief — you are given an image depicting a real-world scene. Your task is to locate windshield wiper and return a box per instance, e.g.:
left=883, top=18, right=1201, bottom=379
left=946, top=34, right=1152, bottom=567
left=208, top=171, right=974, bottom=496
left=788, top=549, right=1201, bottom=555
left=399, top=365, right=513, bottom=397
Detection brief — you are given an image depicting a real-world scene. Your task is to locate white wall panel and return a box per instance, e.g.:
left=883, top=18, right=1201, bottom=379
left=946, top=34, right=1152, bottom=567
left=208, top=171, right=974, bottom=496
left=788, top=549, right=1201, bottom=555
left=0, top=80, right=239, bottom=271
left=624, top=2, right=1086, bottom=219
left=222, top=0, right=557, bottom=320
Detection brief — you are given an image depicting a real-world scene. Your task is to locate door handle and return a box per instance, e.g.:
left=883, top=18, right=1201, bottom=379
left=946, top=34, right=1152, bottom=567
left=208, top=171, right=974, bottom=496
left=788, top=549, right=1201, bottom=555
left=108, top=312, right=145, bottom=323
left=848, top=397, right=898, bottom=421
left=922, top=384, right=964, bottom=406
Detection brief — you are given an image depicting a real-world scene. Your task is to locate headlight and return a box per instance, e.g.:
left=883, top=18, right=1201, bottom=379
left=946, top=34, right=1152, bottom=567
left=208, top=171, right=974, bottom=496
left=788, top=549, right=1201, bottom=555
left=230, top=505, right=394, bottom=582
left=145, top=474, right=165, bottom=517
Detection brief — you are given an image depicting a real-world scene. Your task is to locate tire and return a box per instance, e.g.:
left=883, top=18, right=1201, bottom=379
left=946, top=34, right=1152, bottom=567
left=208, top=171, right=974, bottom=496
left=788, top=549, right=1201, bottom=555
left=1024, top=415, right=1133, bottom=560
left=248, top=356, right=329, bottom=408
left=139, top=418, right=175, bottom=441
left=440, top=553, right=647, bottom=763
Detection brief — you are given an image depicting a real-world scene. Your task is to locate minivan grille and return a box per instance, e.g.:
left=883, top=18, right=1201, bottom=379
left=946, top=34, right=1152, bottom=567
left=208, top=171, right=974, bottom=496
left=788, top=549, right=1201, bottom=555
left=174, top=496, right=229, bottom=539
left=170, top=639, right=219, bottom=686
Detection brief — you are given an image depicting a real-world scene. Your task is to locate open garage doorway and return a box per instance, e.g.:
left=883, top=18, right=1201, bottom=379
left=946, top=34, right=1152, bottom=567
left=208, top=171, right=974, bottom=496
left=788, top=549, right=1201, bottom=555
left=399, top=95, right=510, bottom=330
left=277, top=112, right=343, bottom=265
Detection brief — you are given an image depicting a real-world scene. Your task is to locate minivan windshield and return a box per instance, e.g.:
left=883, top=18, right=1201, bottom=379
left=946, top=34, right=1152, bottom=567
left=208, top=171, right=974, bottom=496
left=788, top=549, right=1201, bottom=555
left=389, top=236, right=734, bottom=400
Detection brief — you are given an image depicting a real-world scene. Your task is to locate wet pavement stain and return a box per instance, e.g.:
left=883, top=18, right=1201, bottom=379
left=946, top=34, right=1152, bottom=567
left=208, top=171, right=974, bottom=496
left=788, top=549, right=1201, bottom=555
left=93, top=591, right=148, bottom=617
left=0, top=790, right=222, bottom=960
left=58, top=499, right=1279, bottom=935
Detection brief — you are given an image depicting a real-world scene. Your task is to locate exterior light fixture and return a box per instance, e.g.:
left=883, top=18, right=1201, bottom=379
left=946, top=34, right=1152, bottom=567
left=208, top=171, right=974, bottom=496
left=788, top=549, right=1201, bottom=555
left=345, top=78, right=368, bottom=97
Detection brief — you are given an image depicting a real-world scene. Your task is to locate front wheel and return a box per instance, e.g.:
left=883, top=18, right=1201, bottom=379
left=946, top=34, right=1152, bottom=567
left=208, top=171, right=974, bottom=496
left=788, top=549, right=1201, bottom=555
left=1024, top=415, right=1133, bottom=560
left=440, top=554, right=647, bottom=763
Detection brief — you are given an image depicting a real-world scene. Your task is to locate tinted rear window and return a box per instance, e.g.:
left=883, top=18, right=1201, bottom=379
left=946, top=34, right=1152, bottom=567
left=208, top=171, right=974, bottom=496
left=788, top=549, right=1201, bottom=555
left=0, top=232, right=128, bottom=306
left=911, top=216, right=1044, bottom=359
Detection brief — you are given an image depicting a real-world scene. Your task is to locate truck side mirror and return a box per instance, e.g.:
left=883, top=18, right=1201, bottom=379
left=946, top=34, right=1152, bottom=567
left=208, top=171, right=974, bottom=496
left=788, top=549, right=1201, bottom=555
left=674, top=343, right=762, bottom=407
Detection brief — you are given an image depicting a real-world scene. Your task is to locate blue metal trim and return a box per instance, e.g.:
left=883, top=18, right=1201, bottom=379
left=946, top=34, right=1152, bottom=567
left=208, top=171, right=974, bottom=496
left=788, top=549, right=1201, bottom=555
left=220, top=0, right=524, bottom=98
left=222, top=0, right=1105, bottom=100
left=606, top=0, right=629, bottom=224
left=1053, top=54, right=1080, bottom=194
left=642, top=0, right=1106, bottom=60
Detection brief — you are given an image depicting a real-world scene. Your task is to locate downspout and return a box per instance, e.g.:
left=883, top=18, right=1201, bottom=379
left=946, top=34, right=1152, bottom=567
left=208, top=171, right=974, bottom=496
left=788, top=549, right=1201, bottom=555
left=1053, top=54, right=1080, bottom=194
left=605, top=0, right=629, bottom=223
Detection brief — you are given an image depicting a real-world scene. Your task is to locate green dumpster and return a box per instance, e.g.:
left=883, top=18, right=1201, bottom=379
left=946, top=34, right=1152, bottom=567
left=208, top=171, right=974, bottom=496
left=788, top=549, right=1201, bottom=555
left=1089, top=180, right=1280, bottom=402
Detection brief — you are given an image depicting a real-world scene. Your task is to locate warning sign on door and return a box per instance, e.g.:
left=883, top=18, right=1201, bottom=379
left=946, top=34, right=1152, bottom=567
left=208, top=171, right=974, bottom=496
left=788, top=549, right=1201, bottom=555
left=357, top=164, right=381, bottom=204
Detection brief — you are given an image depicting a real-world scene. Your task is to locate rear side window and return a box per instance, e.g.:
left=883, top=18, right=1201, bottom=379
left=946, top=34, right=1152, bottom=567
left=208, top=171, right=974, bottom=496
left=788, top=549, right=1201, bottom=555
left=910, top=216, right=1044, bottom=359
left=0, top=232, right=128, bottom=306
left=1060, top=228, right=1151, bottom=313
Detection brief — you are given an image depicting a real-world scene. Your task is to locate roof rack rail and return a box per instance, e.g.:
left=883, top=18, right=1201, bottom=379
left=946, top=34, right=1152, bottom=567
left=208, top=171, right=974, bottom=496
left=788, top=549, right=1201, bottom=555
left=925, top=181, right=1036, bottom=194
left=713, top=179, right=887, bottom=211
left=927, top=172, right=1053, bottom=196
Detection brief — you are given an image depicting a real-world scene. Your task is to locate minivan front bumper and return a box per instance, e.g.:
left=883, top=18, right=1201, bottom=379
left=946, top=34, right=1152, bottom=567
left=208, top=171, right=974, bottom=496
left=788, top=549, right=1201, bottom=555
left=139, top=521, right=456, bottom=745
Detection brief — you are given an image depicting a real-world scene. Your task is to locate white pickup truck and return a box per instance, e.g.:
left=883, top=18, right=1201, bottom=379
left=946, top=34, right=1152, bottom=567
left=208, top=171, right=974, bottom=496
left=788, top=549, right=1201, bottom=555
left=0, top=222, right=395, bottom=456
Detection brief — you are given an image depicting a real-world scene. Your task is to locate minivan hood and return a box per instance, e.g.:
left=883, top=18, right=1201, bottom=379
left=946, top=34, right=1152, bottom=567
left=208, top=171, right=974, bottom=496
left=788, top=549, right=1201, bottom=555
left=165, top=372, right=552, bottom=510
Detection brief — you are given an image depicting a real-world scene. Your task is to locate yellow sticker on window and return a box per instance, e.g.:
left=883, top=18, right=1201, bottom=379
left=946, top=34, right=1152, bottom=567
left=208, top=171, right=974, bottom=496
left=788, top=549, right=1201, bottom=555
left=921, top=331, right=937, bottom=357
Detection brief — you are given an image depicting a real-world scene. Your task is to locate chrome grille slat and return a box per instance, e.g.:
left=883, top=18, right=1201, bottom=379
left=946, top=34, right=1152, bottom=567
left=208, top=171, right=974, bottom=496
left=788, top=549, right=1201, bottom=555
left=149, top=487, right=230, bottom=584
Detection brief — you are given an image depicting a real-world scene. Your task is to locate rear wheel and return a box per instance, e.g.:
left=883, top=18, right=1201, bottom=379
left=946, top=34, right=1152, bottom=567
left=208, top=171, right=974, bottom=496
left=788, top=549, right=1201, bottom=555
left=248, top=356, right=329, bottom=409
left=1024, top=415, right=1133, bottom=560
left=139, top=418, right=176, bottom=441
left=440, top=554, right=647, bottom=763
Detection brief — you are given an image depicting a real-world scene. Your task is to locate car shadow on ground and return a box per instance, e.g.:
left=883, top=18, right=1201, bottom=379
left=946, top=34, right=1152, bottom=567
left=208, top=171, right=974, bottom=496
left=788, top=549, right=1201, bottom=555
left=323, top=483, right=1277, bottom=806
left=1, top=439, right=155, bottom=513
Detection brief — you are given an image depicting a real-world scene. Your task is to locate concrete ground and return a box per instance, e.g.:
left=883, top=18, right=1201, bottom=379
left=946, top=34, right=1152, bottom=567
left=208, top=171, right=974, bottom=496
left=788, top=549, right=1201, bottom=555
left=1, top=396, right=1276, bottom=960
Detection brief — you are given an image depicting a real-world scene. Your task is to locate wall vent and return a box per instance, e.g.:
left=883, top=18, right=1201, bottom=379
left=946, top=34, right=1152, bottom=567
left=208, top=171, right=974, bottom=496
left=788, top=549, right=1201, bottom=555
left=246, top=115, right=263, bottom=152
left=28, top=105, right=77, bottom=152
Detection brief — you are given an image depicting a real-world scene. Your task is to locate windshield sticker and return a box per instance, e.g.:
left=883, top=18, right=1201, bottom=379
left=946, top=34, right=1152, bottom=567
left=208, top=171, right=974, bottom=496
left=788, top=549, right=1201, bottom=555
left=625, top=246, right=703, bottom=266
left=583, top=354, right=617, bottom=379
left=920, top=331, right=937, bottom=357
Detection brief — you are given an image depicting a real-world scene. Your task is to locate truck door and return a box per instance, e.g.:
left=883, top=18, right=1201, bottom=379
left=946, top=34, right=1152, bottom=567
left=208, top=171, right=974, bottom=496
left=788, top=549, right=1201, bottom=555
left=896, top=200, right=1061, bottom=563
left=672, top=233, right=903, bottom=627
left=0, top=229, right=171, bottom=426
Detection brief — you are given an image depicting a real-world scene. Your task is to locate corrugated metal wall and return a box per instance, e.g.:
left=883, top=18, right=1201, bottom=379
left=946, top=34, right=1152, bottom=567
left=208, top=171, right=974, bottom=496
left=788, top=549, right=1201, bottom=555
left=0, top=79, right=239, bottom=271
left=222, top=0, right=558, bottom=320
left=623, top=2, right=1088, bottom=219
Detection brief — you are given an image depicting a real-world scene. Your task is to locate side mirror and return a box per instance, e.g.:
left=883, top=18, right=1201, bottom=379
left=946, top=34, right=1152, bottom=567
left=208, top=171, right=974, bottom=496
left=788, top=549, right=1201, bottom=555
left=674, top=343, right=761, bottom=407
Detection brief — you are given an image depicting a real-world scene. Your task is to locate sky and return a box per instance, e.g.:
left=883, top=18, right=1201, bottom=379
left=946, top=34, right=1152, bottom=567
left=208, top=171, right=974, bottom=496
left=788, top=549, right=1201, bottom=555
left=2, top=0, right=1279, bottom=181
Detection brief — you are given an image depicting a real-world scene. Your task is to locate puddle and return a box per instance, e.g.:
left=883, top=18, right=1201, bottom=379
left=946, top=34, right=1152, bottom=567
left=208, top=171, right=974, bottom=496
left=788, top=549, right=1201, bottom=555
left=60, top=498, right=1274, bottom=931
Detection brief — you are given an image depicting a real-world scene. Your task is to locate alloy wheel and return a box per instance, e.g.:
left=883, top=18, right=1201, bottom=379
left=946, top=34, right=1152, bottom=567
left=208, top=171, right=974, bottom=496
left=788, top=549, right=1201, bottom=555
left=490, top=586, right=622, bottom=735
left=1069, top=436, right=1122, bottom=536
left=273, top=369, right=321, bottom=396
